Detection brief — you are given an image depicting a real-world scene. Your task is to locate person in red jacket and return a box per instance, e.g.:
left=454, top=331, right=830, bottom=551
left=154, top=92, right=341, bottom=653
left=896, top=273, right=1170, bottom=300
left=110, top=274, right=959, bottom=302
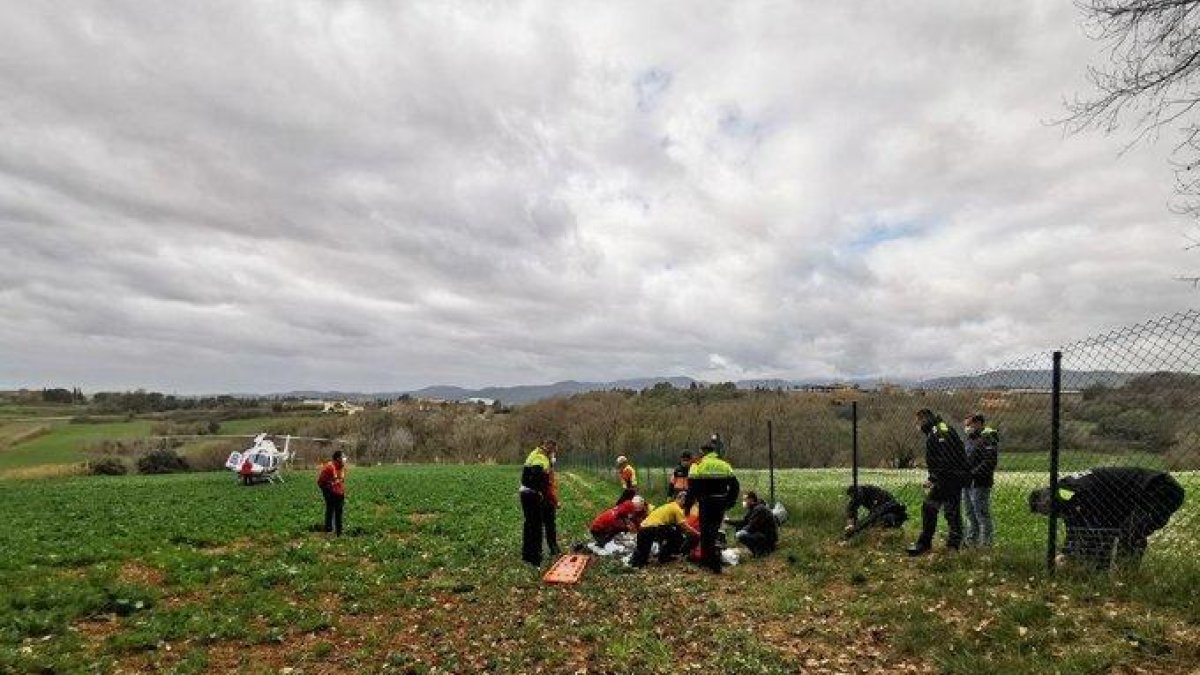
left=589, top=496, right=648, bottom=546
left=239, top=458, right=255, bottom=486
left=316, top=450, right=347, bottom=536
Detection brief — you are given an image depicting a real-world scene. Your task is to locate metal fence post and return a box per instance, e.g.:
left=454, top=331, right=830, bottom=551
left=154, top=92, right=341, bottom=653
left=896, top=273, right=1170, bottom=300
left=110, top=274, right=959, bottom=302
left=851, top=401, right=859, bottom=528
left=1047, top=350, right=1062, bottom=575
left=768, top=419, right=776, bottom=505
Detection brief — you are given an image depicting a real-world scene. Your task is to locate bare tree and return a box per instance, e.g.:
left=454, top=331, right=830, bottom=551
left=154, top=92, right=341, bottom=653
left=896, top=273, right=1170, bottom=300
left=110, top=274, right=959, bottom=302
left=1065, top=1, right=1200, bottom=281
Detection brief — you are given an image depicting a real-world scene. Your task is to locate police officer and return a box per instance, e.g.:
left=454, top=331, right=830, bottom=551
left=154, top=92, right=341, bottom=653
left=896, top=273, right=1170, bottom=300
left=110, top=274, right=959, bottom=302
left=907, top=409, right=969, bottom=556
left=962, top=414, right=998, bottom=547
left=843, top=484, right=908, bottom=539
left=668, top=451, right=693, bottom=497
left=518, top=439, right=560, bottom=565
left=1029, top=466, right=1185, bottom=569
left=685, top=439, right=740, bottom=573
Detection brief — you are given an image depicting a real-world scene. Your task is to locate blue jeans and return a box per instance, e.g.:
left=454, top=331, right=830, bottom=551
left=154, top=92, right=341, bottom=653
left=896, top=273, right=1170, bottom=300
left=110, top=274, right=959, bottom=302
left=963, top=486, right=993, bottom=546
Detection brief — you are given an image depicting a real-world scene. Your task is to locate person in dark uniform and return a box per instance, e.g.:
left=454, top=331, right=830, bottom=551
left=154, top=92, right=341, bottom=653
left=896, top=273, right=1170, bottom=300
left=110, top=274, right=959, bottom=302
left=907, top=409, right=970, bottom=556
left=725, top=491, right=778, bottom=556
left=962, top=414, right=999, bottom=547
left=668, top=451, right=693, bottom=497
left=1029, top=467, right=1185, bottom=569
left=684, top=440, right=740, bottom=573
left=843, top=484, right=908, bottom=539
left=519, top=439, right=560, bottom=566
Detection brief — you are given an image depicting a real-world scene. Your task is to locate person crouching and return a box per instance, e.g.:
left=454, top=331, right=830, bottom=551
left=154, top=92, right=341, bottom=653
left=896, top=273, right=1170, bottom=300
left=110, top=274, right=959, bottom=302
left=726, top=491, right=778, bottom=557
left=590, top=495, right=649, bottom=547
left=629, top=492, right=700, bottom=567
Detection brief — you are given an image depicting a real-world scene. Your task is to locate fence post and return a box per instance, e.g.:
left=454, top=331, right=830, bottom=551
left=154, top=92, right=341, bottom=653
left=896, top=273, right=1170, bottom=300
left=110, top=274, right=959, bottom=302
left=768, top=419, right=776, bottom=505
left=851, top=401, right=859, bottom=528
left=1047, top=351, right=1063, bottom=575
left=660, top=444, right=668, bottom=494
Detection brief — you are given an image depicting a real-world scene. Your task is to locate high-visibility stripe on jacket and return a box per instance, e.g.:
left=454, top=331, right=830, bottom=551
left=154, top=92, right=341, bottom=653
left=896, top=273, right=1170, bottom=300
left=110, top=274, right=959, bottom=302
left=521, top=448, right=551, bottom=494
left=642, top=501, right=687, bottom=528
left=524, top=449, right=551, bottom=470
left=620, top=464, right=637, bottom=488
left=688, top=452, right=735, bottom=478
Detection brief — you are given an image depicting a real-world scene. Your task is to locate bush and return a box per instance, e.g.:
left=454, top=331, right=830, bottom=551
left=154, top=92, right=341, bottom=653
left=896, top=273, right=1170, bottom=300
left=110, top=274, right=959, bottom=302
left=88, top=457, right=128, bottom=476
left=186, top=441, right=240, bottom=472
left=136, top=449, right=189, bottom=474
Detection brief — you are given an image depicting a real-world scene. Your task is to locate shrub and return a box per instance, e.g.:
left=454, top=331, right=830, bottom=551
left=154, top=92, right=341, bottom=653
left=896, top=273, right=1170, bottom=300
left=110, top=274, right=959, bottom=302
left=136, top=449, right=189, bottom=474
left=88, top=457, right=128, bottom=476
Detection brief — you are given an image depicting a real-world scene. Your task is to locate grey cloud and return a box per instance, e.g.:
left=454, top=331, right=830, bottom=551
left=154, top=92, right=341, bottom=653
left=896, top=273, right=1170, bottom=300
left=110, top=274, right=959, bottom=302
left=1, top=0, right=1196, bottom=392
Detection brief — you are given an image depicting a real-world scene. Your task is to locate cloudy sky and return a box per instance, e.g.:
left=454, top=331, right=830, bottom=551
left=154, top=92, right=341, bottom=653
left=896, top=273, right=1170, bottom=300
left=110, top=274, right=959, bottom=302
left=1, top=1, right=1196, bottom=393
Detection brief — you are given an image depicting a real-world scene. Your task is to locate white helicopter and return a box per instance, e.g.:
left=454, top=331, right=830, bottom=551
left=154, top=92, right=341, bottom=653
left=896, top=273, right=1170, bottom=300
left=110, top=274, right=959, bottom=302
left=223, top=433, right=348, bottom=485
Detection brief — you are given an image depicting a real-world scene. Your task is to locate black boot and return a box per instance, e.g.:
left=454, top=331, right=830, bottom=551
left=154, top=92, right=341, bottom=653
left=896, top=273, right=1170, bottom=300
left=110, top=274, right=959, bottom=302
left=906, top=542, right=931, bottom=557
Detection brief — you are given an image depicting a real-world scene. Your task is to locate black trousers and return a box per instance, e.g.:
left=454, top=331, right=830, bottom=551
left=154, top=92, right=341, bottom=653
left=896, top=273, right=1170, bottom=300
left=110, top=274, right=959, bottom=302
left=615, top=488, right=637, bottom=506
left=629, top=525, right=690, bottom=566
left=698, top=497, right=727, bottom=572
left=322, top=489, right=344, bottom=536
left=917, top=483, right=963, bottom=549
left=520, top=491, right=558, bottom=564
left=735, top=530, right=775, bottom=557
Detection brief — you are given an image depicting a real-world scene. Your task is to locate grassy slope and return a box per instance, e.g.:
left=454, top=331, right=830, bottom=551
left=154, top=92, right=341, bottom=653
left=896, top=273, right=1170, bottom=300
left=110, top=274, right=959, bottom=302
left=0, top=421, right=156, bottom=471
left=2, top=466, right=1198, bottom=674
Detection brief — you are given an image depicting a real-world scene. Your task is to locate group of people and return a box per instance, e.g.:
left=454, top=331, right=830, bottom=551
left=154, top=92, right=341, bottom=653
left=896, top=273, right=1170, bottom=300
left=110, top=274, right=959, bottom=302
left=309, top=409, right=1187, bottom=575
left=842, top=408, right=1186, bottom=569
left=521, top=435, right=778, bottom=573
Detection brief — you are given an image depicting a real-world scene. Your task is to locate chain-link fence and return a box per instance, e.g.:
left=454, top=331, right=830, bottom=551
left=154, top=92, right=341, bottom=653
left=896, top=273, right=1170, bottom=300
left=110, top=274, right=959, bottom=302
left=551, top=309, right=1198, bottom=580
left=839, top=309, right=1200, bottom=576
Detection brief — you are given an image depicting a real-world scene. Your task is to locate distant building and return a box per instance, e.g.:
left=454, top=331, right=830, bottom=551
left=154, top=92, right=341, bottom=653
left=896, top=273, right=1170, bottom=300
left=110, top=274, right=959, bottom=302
left=322, top=400, right=364, bottom=415
left=463, top=397, right=496, bottom=406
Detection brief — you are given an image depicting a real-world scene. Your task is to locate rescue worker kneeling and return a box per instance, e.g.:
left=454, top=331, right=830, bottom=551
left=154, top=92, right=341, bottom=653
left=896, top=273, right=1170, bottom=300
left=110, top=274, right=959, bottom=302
left=725, top=491, right=777, bottom=557
left=629, top=492, right=700, bottom=568
left=589, top=495, right=649, bottom=547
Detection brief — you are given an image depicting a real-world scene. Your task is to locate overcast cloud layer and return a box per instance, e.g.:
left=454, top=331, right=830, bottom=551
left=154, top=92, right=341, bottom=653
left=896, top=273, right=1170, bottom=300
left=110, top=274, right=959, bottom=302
left=1, top=1, right=1195, bottom=393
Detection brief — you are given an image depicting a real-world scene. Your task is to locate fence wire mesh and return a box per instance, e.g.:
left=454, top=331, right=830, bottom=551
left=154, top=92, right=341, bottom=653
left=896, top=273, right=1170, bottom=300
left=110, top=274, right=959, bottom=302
left=1053, top=310, right=1200, bottom=574
left=552, top=310, right=1198, bottom=581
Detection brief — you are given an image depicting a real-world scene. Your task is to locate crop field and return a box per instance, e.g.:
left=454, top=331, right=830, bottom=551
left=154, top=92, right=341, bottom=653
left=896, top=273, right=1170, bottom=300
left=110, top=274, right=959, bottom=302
left=2, top=465, right=1199, bottom=674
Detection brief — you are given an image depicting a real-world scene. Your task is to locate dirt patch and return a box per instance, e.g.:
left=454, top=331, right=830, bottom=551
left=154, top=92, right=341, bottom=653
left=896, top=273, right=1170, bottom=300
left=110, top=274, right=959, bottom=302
left=200, top=538, right=254, bottom=556
left=117, top=561, right=166, bottom=587
left=407, top=512, right=439, bottom=524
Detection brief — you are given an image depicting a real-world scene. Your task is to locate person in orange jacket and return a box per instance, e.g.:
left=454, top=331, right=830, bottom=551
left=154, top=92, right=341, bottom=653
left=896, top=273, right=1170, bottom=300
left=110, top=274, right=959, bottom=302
left=316, top=450, right=347, bottom=536
left=615, top=455, right=638, bottom=505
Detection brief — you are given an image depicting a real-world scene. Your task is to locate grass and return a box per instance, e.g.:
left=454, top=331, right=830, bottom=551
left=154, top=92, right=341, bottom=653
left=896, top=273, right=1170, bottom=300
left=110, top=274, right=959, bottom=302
left=0, top=420, right=156, bottom=472
left=0, top=465, right=1198, bottom=673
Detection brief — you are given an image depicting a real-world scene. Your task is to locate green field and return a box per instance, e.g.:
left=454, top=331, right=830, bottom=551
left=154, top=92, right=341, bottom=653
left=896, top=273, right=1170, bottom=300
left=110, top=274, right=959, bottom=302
left=0, top=415, right=328, bottom=476
left=0, top=420, right=156, bottom=472
left=2, top=466, right=1198, bottom=674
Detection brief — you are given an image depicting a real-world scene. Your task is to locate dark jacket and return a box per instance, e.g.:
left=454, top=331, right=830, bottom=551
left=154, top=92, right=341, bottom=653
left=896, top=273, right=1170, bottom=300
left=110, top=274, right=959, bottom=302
left=730, top=502, right=778, bottom=547
left=922, top=418, right=969, bottom=488
left=1058, top=467, right=1185, bottom=528
left=845, top=484, right=898, bottom=520
left=965, top=427, right=999, bottom=488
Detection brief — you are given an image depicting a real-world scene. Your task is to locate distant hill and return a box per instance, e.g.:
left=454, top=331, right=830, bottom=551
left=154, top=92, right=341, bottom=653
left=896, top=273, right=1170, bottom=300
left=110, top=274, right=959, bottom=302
left=277, top=375, right=915, bottom=405
left=917, top=369, right=1137, bottom=390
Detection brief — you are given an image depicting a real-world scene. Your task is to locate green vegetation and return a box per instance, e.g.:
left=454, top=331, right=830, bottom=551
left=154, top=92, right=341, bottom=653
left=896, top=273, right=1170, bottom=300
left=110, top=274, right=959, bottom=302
left=0, top=420, right=155, bottom=472
left=0, top=466, right=1197, bottom=673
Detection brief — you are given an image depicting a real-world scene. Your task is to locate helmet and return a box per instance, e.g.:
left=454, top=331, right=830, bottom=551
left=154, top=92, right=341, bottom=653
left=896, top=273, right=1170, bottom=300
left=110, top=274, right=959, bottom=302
left=631, top=495, right=646, bottom=509
left=616, top=455, right=628, bottom=464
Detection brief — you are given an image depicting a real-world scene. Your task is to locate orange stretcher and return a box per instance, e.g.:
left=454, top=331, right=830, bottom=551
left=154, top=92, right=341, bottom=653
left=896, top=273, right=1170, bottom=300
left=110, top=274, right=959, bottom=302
left=543, top=554, right=591, bottom=584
